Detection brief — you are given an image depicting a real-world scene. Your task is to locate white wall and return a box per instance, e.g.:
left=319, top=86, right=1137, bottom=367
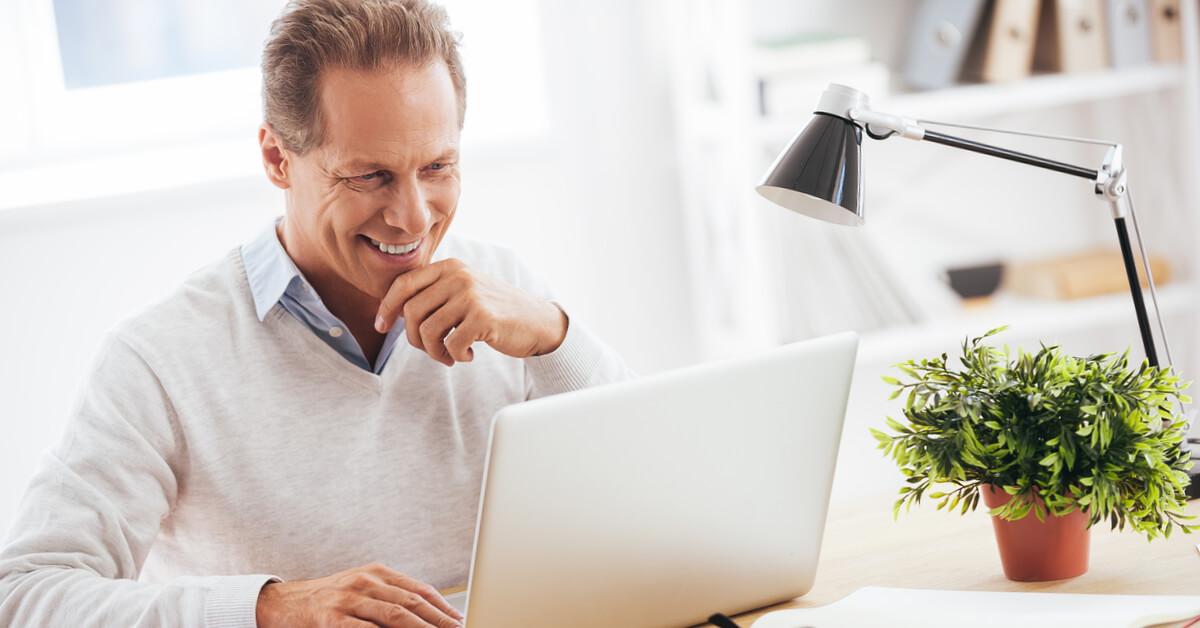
left=0, top=0, right=698, bottom=537
left=6, top=0, right=1192, bottom=543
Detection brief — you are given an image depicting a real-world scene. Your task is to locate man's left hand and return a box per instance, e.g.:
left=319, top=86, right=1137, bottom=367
left=375, top=259, right=568, bottom=366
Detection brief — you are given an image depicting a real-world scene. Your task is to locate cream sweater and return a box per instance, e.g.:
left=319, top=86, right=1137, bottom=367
left=0, top=234, right=632, bottom=627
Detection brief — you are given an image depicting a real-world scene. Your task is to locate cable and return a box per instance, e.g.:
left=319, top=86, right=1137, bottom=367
left=708, top=613, right=744, bottom=628
left=1124, top=184, right=1175, bottom=368
left=864, top=124, right=896, bottom=140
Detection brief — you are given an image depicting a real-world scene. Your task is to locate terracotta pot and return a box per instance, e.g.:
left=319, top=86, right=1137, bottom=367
left=981, top=485, right=1090, bottom=582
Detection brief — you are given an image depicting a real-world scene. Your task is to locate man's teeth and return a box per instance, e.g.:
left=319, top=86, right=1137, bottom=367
left=368, top=238, right=420, bottom=255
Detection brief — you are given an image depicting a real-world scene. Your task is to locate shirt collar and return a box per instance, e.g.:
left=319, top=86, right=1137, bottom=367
left=241, top=218, right=306, bottom=321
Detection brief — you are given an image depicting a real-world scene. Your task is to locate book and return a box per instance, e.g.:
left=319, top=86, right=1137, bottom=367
left=1034, top=0, right=1110, bottom=73
left=1149, top=0, right=1184, bottom=63
left=1106, top=0, right=1154, bottom=67
left=751, top=33, right=871, bottom=79
left=962, top=0, right=1043, bottom=83
left=1002, top=249, right=1170, bottom=300
left=750, top=586, right=1200, bottom=628
left=903, top=0, right=988, bottom=89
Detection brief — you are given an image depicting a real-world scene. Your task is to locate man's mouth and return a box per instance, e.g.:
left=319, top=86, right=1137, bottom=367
left=366, top=237, right=421, bottom=255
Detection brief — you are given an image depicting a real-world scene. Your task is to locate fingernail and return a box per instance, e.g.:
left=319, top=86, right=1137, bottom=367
left=375, top=316, right=385, bottom=332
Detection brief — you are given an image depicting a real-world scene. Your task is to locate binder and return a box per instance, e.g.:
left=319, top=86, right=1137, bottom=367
left=1105, top=0, right=1153, bottom=67
left=1034, top=0, right=1110, bottom=73
left=1148, top=0, right=1183, bottom=62
left=903, top=0, right=988, bottom=90
left=961, top=0, right=1043, bottom=83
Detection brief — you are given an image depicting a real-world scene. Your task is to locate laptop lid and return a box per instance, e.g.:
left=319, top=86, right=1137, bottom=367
left=461, top=331, right=858, bottom=628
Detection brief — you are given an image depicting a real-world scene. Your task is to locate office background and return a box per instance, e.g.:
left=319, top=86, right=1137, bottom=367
left=1, top=0, right=1197, bottom=537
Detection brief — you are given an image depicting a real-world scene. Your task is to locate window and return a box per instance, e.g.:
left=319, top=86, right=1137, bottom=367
left=1, top=0, right=549, bottom=192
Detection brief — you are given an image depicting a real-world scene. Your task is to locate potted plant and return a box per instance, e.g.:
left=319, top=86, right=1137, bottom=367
left=871, top=327, right=1196, bottom=581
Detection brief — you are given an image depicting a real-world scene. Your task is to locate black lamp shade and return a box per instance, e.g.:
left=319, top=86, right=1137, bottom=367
left=756, top=112, right=864, bottom=226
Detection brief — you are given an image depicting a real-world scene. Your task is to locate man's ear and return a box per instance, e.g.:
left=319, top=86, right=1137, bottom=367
left=259, top=124, right=291, bottom=190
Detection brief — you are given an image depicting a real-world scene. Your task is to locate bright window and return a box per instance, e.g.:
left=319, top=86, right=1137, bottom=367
left=2, top=0, right=548, bottom=178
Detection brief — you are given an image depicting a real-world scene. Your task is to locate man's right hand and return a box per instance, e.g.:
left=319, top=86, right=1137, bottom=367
left=255, top=563, right=464, bottom=628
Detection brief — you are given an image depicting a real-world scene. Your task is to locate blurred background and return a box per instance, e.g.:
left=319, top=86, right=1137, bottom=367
left=2, top=0, right=1198, bottom=534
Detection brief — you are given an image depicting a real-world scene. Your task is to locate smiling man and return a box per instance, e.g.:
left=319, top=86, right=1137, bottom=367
left=0, top=2, right=632, bottom=627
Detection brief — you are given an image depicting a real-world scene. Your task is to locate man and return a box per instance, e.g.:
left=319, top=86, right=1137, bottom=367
left=0, top=1, right=632, bottom=626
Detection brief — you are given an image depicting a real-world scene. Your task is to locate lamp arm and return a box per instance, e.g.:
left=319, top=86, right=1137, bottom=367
left=848, top=108, right=1100, bottom=180
left=844, top=107, right=1168, bottom=369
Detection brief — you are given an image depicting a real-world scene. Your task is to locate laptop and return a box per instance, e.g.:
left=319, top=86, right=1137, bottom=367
left=446, top=331, right=858, bottom=628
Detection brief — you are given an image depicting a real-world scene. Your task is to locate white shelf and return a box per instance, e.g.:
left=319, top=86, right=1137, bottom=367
left=884, top=64, right=1185, bottom=120
left=757, top=64, right=1185, bottom=145
left=857, top=283, right=1195, bottom=367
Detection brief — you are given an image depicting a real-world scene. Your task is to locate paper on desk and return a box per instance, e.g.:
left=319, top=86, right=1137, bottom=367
left=750, top=587, right=1200, bottom=628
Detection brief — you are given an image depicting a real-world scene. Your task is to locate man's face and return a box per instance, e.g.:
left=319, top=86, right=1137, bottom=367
left=277, top=62, right=461, bottom=308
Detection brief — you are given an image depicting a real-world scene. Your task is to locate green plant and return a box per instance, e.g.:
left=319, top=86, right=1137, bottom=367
left=872, top=326, right=1196, bottom=540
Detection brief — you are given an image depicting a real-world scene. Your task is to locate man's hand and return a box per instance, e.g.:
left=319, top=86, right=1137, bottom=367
left=255, top=563, right=464, bottom=628
left=375, top=259, right=568, bottom=367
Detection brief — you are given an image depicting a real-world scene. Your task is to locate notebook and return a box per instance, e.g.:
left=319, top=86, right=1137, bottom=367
left=446, top=331, right=858, bottom=628
left=750, top=587, right=1200, bottom=628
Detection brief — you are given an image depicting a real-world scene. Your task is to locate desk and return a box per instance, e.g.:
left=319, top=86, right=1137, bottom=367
left=731, top=493, right=1200, bottom=625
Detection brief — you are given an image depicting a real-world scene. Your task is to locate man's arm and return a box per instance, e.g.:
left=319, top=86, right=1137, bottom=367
left=375, top=258, right=570, bottom=367
left=373, top=256, right=636, bottom=395
left=522, top=307, right=636, bottom=399
left=0, top=333, right=467, bottom=628
left=0, top=334, right=276, bottom=627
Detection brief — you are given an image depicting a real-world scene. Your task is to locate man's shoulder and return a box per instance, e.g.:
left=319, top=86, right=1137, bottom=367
left=435, top=233, right=532, bottom=285
left=435, top=232, right=519, bottom=268
left=110, top=248, right=252, bottom=348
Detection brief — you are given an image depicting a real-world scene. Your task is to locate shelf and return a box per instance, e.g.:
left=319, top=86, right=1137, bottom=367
left=757, top=64, right=1185, bottom=145
left=857, top=283, right=1195, bottom=367
left=883, top=64, right=1185, bottom=120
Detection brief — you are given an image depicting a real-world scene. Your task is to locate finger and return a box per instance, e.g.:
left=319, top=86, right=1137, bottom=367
left=402, top=284, right=453, bottom=356
left=370, top=568, right=465, bottom=622
left=375, top=262, right=447, bottom=334
left=444, top=311, right=483, bottom=363
left=354, top=596, right=459, bottom=628
left=418, top=300, right=468, bottom=366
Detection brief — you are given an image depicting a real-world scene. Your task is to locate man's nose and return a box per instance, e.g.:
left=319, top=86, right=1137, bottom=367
left=381, top=181, right=432, bottom=234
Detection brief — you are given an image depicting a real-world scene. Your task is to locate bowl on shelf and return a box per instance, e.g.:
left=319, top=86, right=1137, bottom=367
left=945, top=262, right=1004, bottom=300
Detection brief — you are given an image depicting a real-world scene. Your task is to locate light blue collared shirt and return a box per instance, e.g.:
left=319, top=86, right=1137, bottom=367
left=240, top=219, right=405, bottom=373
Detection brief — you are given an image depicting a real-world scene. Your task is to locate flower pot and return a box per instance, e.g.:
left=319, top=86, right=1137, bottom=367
left=981, top=485, right=1090, bottom=582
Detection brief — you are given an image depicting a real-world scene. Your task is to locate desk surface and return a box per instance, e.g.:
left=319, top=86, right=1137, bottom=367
left=731, top=493, right=1200, bottom=624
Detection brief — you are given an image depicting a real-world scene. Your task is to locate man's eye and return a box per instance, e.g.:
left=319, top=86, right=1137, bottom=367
left=429, top=163, right=444, bottom=171
left=360, top=171, right=383, bottom=181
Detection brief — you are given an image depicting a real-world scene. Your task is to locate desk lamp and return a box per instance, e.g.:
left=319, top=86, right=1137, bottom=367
left=756, top=83, right=1170, bottom=368
left=756, top=83, right=1198, bottom=494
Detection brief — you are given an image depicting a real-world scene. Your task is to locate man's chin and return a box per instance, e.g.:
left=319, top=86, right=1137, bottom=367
left=367, top=264, right=424, bottom=298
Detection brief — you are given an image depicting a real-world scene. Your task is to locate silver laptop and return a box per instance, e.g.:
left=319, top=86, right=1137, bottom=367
left=448, top=331, right=858, bottom=628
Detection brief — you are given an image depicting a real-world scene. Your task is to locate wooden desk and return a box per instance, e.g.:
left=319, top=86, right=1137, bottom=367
left=731, top=493, right=1200, bottom=625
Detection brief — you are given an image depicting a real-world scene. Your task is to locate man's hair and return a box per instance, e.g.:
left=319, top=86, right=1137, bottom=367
left=261, top=0, right=466, bottom=155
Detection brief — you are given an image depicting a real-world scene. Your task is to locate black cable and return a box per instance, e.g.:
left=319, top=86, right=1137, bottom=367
left=864, top=124, right=895, bottom=140
left=708, top=613, right=743, bottom=628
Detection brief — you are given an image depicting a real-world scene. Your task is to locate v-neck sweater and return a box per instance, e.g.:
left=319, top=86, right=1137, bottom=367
left=0, top=234, right=633, bottom=627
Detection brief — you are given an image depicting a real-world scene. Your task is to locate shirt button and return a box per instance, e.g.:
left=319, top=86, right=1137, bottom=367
left=302, top=283, right=310, bottom=292
left=329, top=327, right=344, bottom=338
